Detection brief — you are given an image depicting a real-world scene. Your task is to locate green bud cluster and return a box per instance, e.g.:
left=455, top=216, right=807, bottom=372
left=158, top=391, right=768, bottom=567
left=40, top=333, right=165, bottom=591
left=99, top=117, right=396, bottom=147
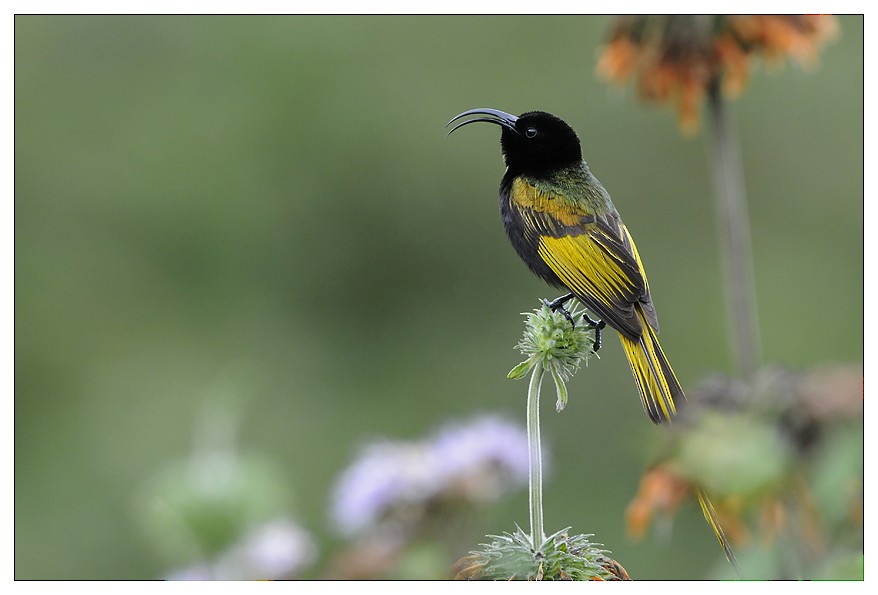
left=508, top=302, right=598, bottom=411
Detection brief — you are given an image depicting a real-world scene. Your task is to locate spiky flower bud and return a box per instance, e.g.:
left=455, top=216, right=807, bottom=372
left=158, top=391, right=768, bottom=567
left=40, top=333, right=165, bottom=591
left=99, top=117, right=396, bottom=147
left=508, top=302, right=598, bottom=411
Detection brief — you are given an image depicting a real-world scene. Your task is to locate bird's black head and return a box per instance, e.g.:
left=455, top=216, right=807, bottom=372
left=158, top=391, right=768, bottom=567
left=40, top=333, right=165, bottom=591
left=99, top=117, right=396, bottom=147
left=447, top=108, right=582, bottom=175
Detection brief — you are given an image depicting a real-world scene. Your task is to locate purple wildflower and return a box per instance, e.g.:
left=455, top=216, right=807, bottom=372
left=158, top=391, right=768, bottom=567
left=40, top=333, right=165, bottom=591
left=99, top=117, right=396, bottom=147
left=330, top=440, right=440, bottom=536
left=330, top=415, right=533, bottom=537
left=429, top=415, right=531, bottom=501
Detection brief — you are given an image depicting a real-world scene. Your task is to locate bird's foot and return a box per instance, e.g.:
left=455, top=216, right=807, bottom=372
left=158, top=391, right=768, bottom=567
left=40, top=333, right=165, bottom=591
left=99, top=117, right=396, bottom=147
left=580, top=311, right=606, bottom=352
left=542, top=293, right=605, bottom=351
left=543, top=293, right=576, bottom=327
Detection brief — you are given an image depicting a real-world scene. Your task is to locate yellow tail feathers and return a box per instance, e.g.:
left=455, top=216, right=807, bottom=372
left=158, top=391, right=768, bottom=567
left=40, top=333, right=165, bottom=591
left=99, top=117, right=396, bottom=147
left=618, top=309, right=684, bottom=424
left=618, top=311, right=740, bottom=571
left=696, top=488, right=741, bottom=574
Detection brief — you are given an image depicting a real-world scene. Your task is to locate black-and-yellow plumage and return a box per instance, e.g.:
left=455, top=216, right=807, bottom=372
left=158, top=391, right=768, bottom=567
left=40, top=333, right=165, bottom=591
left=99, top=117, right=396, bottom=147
left=448, top=108, right=737, bottom=570
left=502, top=172, right=683, bottom=423
left=449, top=108, right=682, bottom=424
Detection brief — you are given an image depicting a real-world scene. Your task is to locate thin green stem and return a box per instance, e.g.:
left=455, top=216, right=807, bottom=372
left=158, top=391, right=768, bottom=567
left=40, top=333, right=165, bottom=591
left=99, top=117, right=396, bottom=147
left=527, top=362, right=546, bottom=549
left=706, top=78, right=762, bottom=379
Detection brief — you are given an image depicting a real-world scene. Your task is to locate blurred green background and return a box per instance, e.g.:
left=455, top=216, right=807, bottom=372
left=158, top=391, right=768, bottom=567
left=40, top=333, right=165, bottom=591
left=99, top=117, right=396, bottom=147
left=15, top=15, right=862, bottom=579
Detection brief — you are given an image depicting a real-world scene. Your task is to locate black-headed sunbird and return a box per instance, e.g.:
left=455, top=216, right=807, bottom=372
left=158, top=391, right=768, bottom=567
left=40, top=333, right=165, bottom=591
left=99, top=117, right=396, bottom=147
left=448, top=108, right=739, bottom=571
left=448, top=108, right=682, bottom=424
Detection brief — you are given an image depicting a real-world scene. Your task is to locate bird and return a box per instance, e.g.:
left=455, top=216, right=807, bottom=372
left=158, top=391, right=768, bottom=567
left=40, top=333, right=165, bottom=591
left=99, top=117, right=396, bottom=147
left=447, top=108, right=682, bottom=424
left=447, top=108, right=738, bottom=570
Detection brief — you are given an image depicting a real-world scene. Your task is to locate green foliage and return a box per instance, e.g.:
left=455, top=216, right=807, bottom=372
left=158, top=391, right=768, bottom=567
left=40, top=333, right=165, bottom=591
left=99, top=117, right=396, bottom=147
left=808, top=422, right=864, bottom=531
left=677, top=411, right=792, bottom=497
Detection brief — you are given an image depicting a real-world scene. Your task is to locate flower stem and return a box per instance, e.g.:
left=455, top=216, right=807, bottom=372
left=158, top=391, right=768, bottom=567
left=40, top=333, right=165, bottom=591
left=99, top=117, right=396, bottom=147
left=526, top=362, right=546, bottom=548
left=706, top=78, right=762, bottom=379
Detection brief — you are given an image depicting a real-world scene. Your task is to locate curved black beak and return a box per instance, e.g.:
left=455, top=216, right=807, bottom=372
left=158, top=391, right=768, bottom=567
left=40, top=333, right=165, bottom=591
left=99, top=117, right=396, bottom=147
left=446, top=108, right=519, bottom=136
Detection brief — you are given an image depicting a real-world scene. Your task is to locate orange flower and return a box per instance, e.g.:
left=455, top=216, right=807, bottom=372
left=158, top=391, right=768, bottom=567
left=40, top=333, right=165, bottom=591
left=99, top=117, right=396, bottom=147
left=625, top=364, right=862, bottom=574
left=727, top=15, right=839, bottom=67
left=626, top=465, right=749, bottom=546
left=625, top=466, right=690, bottom=539
left=596, top=15, right=839, bottom=134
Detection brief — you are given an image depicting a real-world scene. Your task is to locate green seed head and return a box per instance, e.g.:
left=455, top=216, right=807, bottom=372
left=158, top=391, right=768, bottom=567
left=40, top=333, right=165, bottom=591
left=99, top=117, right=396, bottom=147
left=508, top=302, right=598, bottom=411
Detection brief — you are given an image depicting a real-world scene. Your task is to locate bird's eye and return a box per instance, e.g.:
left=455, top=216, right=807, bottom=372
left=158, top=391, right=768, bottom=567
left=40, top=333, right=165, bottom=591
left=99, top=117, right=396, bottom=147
left=525, top=127, right=538, bottom=138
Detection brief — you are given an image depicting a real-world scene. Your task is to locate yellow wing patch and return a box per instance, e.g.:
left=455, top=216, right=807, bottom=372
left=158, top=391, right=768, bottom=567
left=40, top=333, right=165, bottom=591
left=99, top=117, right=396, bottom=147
left=510, top=177, right=586, bottom=228
left=538, top=234, right=642, bottom=321
left=510, top=175, right=651, bottom=338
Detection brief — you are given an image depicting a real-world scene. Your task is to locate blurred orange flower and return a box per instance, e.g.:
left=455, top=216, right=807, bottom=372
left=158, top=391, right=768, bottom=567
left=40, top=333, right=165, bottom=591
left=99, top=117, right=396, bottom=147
left=596, top=15, right=839, bottom=134
left=625, top=364, right=862, bottom=578
left=625, top=466, right=690, bottom=540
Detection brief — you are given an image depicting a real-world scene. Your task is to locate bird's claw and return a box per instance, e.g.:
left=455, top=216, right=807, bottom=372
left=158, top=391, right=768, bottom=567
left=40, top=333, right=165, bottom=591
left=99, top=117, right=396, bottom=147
left=543, top=293, right=576, bottom=328
left=580, top=312, right=606, bottom=352
left=543, top=293, right=605, bottom=351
